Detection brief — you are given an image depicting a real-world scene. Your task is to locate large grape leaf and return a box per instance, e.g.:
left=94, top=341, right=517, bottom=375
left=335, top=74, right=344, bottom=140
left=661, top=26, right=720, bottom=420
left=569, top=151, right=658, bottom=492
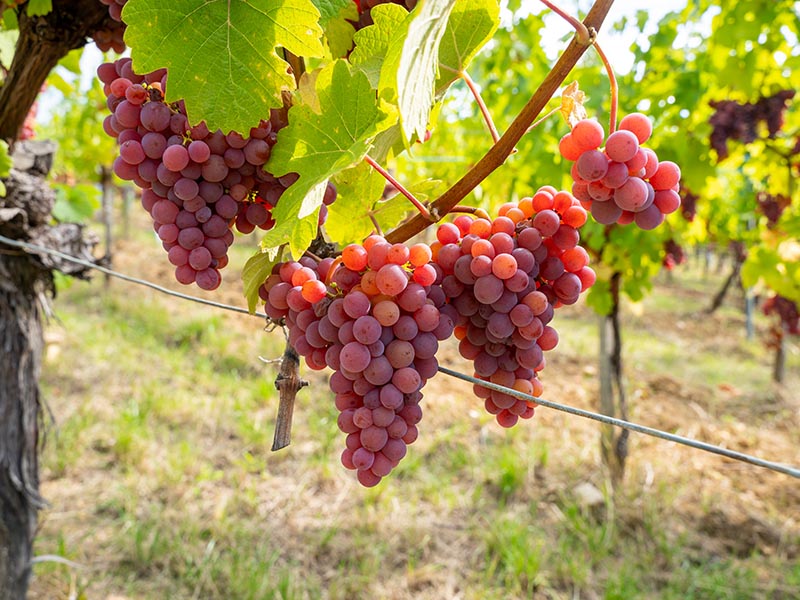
left=350, top=3, right=408, bottom=87
left=378, top=0, right=456, bottom=143
left=325, top=162, right=388, bottom=244
left=434, top=0, right=499, bottom=97
left=243, top=244, right=284, bottom=313
left=123, top=0, right=324, bottom=134
left=312, top=0, right=357, bottom=57
left=265, top=59, right=396, bottom=257
left=327, top=164, right=443, bottom=245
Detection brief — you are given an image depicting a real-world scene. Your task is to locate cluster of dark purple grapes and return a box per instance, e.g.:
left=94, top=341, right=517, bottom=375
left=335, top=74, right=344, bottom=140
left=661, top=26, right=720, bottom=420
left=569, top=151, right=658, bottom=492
left=756, top=191, right=791, bottom=227
left=709, top=90, right=795, bottom=160
left=98, top=57, right=336, bottom=289
left=662, top=239, right=686, bottom=271
left=680, top=188, right=699, bottom=222
left=560, top=114, right=682, bottom=230
left=260, top=237, right=455, bottom=486
left=433, top=189, right=596, bottom=428
left=763, top=295, right=800, bottom=338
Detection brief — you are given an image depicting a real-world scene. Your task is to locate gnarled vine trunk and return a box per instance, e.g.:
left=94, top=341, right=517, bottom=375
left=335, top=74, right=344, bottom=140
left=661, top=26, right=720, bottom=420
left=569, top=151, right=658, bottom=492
left=0, top=4, right=112, bottom=596
left=0, top=146, right=97, bottom=598
left=0, top=246, right=46, bottom=600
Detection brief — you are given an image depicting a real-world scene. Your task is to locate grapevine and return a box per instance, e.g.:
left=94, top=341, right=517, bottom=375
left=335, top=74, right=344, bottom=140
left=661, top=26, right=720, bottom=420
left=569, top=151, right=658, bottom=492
left=85, top=0, right=689, bottom=487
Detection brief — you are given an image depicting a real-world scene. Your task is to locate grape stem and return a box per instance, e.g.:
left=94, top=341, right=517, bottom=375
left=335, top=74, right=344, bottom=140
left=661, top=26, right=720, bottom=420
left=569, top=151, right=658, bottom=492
left=385, top=0, right=616, bottom=244
left=539, top=0, right=596, bottom=46
left=526, top=106, right=561, bottom=133
left=449, top=205, right=491, bottom=220
left=593, top=41, right=618, bottom=134
left=271, top=340, right=308, bottom=452
left=364, top=155, right=433, bottom=221
left=462, top=70, right=501, bottom=144
left=368, top=211, right=384, bottom=236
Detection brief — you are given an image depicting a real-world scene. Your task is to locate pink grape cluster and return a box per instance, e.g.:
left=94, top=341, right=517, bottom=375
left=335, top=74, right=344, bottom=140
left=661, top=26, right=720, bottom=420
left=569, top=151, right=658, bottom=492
left=260, top=236, right=455, bottom=487
left=560, top=114, right=682, bottom=230
left=433, top=189, right=596, bottom=427
left=98, top=58, right=336, bottom=290
left=94, top=0, right=127, bottom=53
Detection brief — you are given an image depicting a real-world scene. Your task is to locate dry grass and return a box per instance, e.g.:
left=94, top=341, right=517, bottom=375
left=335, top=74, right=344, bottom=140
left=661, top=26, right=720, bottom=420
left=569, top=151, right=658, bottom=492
left=27, top=220, right=800, bottom=600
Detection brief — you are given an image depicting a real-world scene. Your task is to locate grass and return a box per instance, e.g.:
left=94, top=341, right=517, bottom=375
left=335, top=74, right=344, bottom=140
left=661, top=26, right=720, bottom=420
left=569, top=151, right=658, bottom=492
left=28, top=226, right=800, bottom=599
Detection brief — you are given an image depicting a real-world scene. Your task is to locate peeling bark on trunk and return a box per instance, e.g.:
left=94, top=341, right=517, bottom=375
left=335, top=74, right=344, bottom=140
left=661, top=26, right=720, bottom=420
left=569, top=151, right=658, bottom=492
left=0, top=146, right=96, bottom=598
left=0, top=4, right=114, bottom=596
left=0, top=251, right=46, bottom=600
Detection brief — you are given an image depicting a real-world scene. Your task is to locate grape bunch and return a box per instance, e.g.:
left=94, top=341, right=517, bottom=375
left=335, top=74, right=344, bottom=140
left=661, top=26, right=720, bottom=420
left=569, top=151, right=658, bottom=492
left=709, top=90, right=795, bottom=160
left=763, top=295, right=800, bottom=337
left=93, top=0, right=127, bottom=53
left=560, top=114, right=682, bottom=230
left=433, top=188, right=596, bottom=427
left=260, top=236, right=455, bottom=487
left=98, top=57, right=336, bottom=290
left=756, top=191, right=791, bottom=227
left=680, top=187, right=699, bottom=222
left=662, top=239, right=685, bottom=270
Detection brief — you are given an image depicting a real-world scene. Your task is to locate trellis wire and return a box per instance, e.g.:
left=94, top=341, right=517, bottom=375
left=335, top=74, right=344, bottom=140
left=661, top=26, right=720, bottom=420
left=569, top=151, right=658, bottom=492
left=2, top=233, right=798, bottom=479
left=439, top=366, right=800, bottom=478
left=0, top=233, right=266, bottom=319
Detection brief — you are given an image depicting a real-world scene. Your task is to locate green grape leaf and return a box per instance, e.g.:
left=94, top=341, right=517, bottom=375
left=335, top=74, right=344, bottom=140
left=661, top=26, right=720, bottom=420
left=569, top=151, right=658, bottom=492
left=57, top=48, right=83, bottom=75
left=435, top=0, right=499, bottom=96
left=312, top=0, right=357, bottom=58
left=123, top=0, right=324, bottom=133
left=26, top=0, right=52, bottom=16
left=585, top=278, right=612, bottom=316
left=1, top=9, right=18, bottom=29
left=46, top=71, right=74, bottom=96
left=258, top=211, right=319, bottom=263
left=325, top=162, right=388, bottom=245
left=0, top=29, right=17, bottom=69
left=266, top=59, right=395, bottom=255
left=0, top=140, right=10, bottom=197
left=0, top=140, right=11, bottom=177
left=243, top=245, right=284, bottom=313
left=312, top=0, right=351, bottom=22
left=379, top=0, right=456, bottom=142
left=350, top=3, right=408, bottom=87
left=51, top=184, right=101, bottom=223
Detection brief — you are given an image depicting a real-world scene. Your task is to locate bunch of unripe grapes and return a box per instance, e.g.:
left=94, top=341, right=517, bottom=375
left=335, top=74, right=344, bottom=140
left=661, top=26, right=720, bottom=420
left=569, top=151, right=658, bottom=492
left=260, top=236, right=455, bottom=487
left=432, top=187, right=595, bottom=427
left=98, top=57, right=336, bottom=290
left=560, top=114, right=681, bottom=230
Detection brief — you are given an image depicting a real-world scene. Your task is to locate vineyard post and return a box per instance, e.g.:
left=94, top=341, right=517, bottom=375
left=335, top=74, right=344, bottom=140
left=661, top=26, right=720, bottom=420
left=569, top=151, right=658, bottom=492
left=598, top=271, right=628, bottom=484
left=100, top=165, right=113, bottom=287
left=0, top=2, right=109, bottom=597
